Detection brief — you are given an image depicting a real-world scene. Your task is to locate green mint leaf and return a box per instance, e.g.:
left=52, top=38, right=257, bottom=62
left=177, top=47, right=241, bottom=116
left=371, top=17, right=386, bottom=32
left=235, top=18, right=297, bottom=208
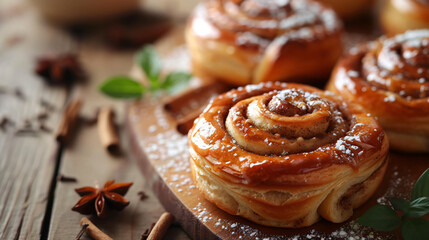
left=411, top=168, right=429, bottom=200
left=401, top=218, right=429, bottom=240
left=136, top=45, right=162, bottom=83
left=99, top=76, right=145, bottom=99
left=389, top=198, right=410, bottom=213
left=405, top=197, right=429, bottom=218
left=356, top=205, right=401, bottom=231
left=162, top=72, right=192, bottom=94
left=412, top=168, right=429, bottom=200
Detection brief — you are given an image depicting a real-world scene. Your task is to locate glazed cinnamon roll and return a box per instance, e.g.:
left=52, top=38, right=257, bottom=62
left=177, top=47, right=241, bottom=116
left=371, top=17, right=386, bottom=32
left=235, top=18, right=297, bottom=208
left=327, top=30, right=429, bottom=153
left=185, top=0, right=343, bottom=86
left=316, top=0, right=374, bottom=19
left=188, top=82, right=389, bottom=228
left=380, top=0, right=429, bottom=35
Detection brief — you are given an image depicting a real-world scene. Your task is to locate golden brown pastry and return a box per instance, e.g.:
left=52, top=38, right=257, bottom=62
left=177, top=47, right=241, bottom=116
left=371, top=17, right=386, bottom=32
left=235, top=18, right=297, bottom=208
left=316, top=0, right=374, bottom=19
left=327, top=30, right=429, bottom=153
left=380, top=0, right=429, bottom=35
left=188, top=82, right=389, bottom=228
left=185, top=0, right=343, bottom=86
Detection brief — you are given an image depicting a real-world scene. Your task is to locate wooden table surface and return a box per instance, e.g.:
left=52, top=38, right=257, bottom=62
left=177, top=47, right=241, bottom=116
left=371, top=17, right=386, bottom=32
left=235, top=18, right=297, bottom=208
left=0, top=0, right=195, bottom=239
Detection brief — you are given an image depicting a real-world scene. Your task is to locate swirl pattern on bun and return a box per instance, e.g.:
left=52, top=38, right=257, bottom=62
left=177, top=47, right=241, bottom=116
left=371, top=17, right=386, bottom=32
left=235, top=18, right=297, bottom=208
left=327, top=30, right=429, bottom=152
left=189, top=82, right=389, bottom=227
left=186, top=0, right=343, bottom=86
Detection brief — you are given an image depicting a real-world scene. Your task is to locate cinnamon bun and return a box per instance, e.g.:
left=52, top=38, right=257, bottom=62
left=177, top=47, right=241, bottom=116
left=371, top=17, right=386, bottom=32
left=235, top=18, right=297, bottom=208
left=327, top=30, right=429, bottom=153
left=185, top=0, right=343, bottom=86
left=316, top=0, right=374, bottom=19
left=188, top=82, right=389, bottom=227
left=380, top=0, right=429, bottom=35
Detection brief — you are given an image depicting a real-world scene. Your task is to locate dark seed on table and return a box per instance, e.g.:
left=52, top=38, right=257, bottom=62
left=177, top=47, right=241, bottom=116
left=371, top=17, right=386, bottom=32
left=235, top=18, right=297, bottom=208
left=39, top=123, right=52, bottom=133
left=138, top=191, right=148, bottom=200
left=0, top=117, right=13, bottom=131
left=40, top=99, right=56, bottom=111
left=57, top=174, right=78, bottom=183
left=14, top=88, right=25, bottom=100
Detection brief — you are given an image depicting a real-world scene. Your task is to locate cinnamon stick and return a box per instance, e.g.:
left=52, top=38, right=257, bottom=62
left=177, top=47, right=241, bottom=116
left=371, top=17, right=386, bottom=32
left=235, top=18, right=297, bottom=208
left=80, top=217, right=113, bottom=240
left=164, top=81, right=229, bottom=117
left=97, top=107, right=119, bottom=153
left=56, top=98, right=82, bottom=144
left=147, top=212, right=174, bottom=240
left=176, top=110, right=202, bottom=135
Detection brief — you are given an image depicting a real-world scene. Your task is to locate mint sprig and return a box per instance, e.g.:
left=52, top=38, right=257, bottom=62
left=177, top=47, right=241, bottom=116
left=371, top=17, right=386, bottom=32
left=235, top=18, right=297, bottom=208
left=412, top=168, right=429, bottom=200
left=356, top=168, right=429, bottom=240
left=99, top=76, right=146, bottom=98
left=136, top=46, right=162, bottom=84
left=356, top=205, right=401, bottom=231
left=99, top=45, right=192, bottom=99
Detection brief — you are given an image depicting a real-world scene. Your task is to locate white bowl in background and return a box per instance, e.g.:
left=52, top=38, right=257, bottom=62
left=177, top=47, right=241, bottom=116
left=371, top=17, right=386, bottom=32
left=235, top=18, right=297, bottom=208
left=30, top=0, right=140, bottom=25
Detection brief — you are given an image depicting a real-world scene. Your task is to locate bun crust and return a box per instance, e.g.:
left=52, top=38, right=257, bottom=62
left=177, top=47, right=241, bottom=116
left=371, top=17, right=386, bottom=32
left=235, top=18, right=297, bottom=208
left=185, top=0, right=343, bottom=86
left=317, top=0, right=374, bottom=19
left=188, top=82, right=389, bottom=227
left=327, top=30, right=429, bottom=153
left=381, top=0, right=429, bottom=35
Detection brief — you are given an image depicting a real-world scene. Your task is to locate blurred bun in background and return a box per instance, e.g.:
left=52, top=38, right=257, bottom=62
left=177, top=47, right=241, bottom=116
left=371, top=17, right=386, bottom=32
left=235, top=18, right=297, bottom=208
left=316, top=0, right=374, bottom=19
left=30, top=0, right=141, bottom=25
left=380, top=0, right=429, bottom=35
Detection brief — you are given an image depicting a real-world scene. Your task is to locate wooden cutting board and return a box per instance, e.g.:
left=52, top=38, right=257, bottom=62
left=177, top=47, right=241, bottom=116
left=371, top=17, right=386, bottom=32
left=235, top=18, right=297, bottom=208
left=127, top=19, right=429, bottom=240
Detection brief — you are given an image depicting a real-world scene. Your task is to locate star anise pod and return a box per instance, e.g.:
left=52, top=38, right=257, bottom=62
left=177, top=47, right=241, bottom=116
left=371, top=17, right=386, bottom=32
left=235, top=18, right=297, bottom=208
left=35, top=54, right=84, bottom=85
left=72, top=180, right=133, bottom=217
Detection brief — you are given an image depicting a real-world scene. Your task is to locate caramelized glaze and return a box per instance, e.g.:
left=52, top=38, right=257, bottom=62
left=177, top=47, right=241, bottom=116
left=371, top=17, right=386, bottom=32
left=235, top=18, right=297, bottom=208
left=330, top=30, right=429, bottom=118
left=328, top=30, right=429, bottom=152
left=189, top=0, right=342, bottom=51
left=360, top=30, right=429, bottom=98
left=381, top=0, right=429, bottom=35
left=189, top=82, right=386, bottom=186
left=390, top=0, right=429, bottom=22
left=186, top=0, right=343, bottom=85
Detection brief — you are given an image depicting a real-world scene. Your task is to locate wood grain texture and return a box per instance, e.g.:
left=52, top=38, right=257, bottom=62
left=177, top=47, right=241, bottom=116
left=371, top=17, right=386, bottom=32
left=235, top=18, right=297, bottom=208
left=0, top=0, right=72, bottom=239
left=0, top=0, right=194, bottom=239
left=47, top=35, right=190, bottom=239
